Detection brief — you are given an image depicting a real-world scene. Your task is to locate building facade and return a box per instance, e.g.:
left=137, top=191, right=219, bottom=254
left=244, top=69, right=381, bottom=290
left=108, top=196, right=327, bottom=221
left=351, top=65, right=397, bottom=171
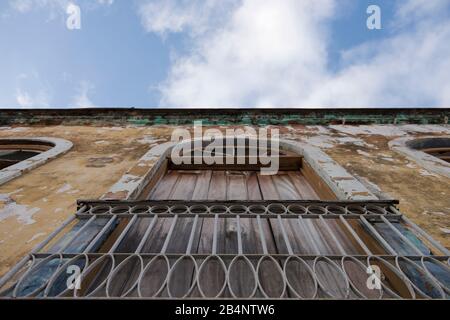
left=0, top=108, right=449, bottom=299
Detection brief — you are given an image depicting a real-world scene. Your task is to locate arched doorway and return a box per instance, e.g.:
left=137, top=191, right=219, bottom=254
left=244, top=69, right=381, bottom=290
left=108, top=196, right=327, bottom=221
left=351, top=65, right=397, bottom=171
left=138, top=136, right=337, bottom=201
left=129, top=136, right=358, bottom=259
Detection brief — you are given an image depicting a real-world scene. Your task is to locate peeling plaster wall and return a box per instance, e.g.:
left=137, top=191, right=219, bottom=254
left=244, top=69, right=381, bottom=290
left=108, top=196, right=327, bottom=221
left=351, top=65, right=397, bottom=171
left=389, top=136, right=450, bottom=178
left=0, top=123, right=449, bottom=277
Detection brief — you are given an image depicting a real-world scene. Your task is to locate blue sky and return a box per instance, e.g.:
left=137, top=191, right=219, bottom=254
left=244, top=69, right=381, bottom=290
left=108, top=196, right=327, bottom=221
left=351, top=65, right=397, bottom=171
left=0, top=0, right=449, bottom=108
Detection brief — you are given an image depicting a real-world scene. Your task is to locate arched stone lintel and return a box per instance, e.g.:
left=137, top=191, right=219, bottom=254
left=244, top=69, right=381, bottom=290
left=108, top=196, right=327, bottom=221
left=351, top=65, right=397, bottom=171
left=103, top=138, right=376, bottom=201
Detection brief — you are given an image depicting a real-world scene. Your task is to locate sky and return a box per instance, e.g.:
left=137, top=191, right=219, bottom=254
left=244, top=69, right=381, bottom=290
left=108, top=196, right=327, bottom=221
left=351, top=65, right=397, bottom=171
left=0, top=0, right=449, bottom=108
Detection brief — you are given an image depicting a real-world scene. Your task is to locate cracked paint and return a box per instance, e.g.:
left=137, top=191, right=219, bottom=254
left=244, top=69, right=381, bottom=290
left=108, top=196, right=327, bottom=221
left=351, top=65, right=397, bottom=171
left=0, top=195, right=40, bottom=225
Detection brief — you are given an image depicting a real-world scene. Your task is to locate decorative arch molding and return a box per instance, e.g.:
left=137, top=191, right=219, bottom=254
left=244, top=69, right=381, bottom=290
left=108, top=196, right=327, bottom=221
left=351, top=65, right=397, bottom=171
left=389, top=136, right=450, bottom=179
left=0, top=137, right=73, bottom=186
left=103, top=137, right=376, bottom=201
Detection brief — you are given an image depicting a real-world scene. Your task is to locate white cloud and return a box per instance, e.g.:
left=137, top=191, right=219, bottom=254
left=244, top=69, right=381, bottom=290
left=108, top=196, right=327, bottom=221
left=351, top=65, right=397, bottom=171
left=154, top=0, right=335, bottom=107
left=138, top=0, right=238, bottom=36
left=15, top=73, right=51, bottom=108
left=71, top=80, right=97, bottom=108
left=9, top=0, right=34, bottom=13
left=9, top=0, right=69, bottom=14
left=15, top=88, right=50, bottom=108
left=394, top=0, right=450, bottom=26
left=139, top=0, right=450, bottom=107
left=16, top=90, right=33, bottom=106
left=306, top=0, right=450, bottom=107
left=96, top=0, right=113, bottom=5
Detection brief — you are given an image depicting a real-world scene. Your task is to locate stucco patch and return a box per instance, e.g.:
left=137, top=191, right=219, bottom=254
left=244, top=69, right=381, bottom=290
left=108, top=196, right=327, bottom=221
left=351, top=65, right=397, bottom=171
left=0, top=195, right=40, bottom=225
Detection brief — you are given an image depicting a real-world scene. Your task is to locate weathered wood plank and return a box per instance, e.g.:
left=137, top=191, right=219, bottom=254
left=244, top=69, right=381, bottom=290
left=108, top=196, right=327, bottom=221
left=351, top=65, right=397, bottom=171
left=169, top=172, right=197, bottom=200
left=191, top=170, right=212, bottom=200
left=115, top=217, right=153, bottom=253
left=246, top=172, right=262, bottom=200
left=272, top=173, right=300, bottom=200
left=269, top=173, right=314, bottom=255
left=149, top=170, right=179, bottom=200
left=245, top=172, right=277, bottom=254
left=227, top=172, right=248, bottom=200
left=302, top=219, right=336, bottom=255
left=300, top=162, right=337, bottom=200
left=208, top=171, right=227, bottom=200
left=257, top=174, right=280, bottom=200
left=326, top=219, right=363, bottom=255
left=288, top=171, right=320, bottom=200
left=257, top=173, right=290, bottom=255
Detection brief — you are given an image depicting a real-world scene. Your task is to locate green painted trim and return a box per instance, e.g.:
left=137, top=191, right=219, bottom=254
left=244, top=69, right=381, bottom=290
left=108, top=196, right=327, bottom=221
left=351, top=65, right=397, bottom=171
left=0, top=108, right=448, bottom=126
